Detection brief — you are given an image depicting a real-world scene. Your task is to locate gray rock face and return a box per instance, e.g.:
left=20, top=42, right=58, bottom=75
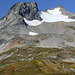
left=7, top=2, right=42, bottom=21
left=29, top=22, right=75, bottom=48
left=0, top=2, right=43, bottom=53
left=0, top=2, right=42, bottom=42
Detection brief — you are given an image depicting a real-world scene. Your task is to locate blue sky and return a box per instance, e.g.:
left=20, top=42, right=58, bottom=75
left=0, top=0, right=75, bottom=19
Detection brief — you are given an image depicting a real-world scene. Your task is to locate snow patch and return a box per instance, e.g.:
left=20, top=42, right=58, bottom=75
left=47, top=8, right=62, bottom=15
left=23, top=18, right=43, bottom=26
left=29, top=32, right=38, bottom=36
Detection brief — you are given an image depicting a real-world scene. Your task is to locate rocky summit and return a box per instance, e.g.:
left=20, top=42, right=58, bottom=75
left=7, top=2, right=42, bottom=20
left=0, top=1, right=75, bottom=75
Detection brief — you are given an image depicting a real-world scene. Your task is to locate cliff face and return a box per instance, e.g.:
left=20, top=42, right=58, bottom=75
left=6, top=2, right=42, bottom=21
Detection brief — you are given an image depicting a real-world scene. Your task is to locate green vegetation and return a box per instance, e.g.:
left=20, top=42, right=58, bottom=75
left=0, top=46, right=75, bottom=75
left=0, top=60, right=75, bottom=75
left=67, top=26, right=75, bottom=30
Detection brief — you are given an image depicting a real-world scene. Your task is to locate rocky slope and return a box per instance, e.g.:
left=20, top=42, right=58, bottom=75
left=0, top=47, right=75, bottom=75
left=0, top=2, right=75, bottom=52
left=0, top=1, right=75, bottom=75
left=0, top=2, right=42, bottom=53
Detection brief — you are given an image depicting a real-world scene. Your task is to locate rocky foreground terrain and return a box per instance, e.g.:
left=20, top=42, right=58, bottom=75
left=0, top=1, right=75, bottom=75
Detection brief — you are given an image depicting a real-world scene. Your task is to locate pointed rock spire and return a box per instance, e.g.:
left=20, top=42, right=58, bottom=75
left=58, top=4, right=63, bottom=8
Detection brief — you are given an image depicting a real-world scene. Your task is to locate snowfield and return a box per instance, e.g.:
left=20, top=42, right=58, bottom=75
left=40, top=8, right=75, bottom=22
left=24, top=7, right=75, bottom=26
left=23, top=18, right=43, bottom=26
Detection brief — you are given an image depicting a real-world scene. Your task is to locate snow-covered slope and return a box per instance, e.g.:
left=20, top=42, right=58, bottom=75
left=40, top=8, right=75, bottom=22
left=23, top=18, right=42, bottom=26
left=24, top=7, right=75, bottom=26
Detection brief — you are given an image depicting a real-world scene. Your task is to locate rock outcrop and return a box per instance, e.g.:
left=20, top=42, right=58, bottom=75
left=7, top=2, right=42, bottom=21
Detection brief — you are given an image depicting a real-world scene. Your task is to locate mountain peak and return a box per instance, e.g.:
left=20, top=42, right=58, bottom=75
left=50, top=4, right=64, bottom=10
left=58, top=4, right=63, bottom=8
left=7, top=2, right=42, bottom=21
